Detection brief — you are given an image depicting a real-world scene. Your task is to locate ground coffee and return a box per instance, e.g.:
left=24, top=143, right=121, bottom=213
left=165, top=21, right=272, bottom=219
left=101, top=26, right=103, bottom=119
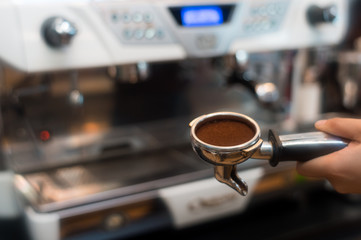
left=195, top=119, right=255, bottom=146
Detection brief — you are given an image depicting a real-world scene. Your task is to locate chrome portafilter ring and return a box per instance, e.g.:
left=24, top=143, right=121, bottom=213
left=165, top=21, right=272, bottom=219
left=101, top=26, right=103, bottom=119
left=189, top=112, right=263, bottom=165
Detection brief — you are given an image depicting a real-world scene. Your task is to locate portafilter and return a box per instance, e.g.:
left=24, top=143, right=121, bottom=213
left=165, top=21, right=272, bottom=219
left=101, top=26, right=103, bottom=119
left=189, top=112, right=349, bottom=196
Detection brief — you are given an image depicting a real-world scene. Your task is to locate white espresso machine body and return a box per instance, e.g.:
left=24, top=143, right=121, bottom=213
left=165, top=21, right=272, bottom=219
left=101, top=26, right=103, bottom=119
left=0, top=0, right=350, bottom=72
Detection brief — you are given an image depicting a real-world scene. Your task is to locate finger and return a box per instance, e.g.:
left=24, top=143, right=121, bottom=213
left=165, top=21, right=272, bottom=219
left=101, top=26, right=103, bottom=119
left=315, top=118, right=361, bottom=142
left=296, top=141, right=357, bottom=179
left=296, top=143, right=349, bottom=178
left=296, top=156, right=329, bottom=178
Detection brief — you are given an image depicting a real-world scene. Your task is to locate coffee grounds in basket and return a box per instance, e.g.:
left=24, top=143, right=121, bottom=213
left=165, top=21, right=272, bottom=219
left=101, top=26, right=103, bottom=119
left=195, top=119, right=255, bottom=146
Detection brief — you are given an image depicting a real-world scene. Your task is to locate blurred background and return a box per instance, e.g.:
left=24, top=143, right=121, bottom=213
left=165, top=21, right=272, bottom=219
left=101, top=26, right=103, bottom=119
left=1, top=0, right=361, bottom=239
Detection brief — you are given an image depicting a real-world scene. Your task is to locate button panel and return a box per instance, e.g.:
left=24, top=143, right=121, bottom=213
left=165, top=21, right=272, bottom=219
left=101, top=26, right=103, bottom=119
left=95, top=4, right=173, bottom=44
left=242, top=0, right=289, bottom=35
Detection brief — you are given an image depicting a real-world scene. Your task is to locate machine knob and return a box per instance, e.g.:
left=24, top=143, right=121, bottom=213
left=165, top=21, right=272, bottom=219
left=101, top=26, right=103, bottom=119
left=307, top=5, right=337, bottom=25
left=42, top=17, right=77, bottom=47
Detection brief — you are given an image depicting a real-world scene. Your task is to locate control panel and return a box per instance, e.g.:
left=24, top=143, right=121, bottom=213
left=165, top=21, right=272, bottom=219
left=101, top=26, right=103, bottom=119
left=96, top=3, right=174, bottom=45
left=0, top=0, right=351, bottom=72
left=240, top=1, right=290, bottom=36
left=231, top=0, right=348, bottom=51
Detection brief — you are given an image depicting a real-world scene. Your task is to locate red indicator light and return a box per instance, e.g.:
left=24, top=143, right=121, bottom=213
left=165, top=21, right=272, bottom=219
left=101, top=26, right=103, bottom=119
left=39, top=130, right=51, bottom=142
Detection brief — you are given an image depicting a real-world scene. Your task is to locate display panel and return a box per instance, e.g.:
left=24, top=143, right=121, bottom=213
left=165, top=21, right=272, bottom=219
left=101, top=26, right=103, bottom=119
left=181, top=6, right=223, bottom=27
left=169, top=5, right=235, bottom=27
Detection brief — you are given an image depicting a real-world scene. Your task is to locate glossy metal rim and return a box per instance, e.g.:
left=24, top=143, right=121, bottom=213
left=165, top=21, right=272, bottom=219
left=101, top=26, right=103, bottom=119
left=190, top=112, right=261, bottom=152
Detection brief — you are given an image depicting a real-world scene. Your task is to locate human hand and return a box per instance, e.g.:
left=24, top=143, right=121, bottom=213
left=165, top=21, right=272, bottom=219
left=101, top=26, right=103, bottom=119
left=296, top=118, right=361, bottom=194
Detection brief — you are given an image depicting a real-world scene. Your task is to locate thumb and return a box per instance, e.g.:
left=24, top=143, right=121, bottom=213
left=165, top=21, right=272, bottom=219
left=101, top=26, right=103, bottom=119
left=315, top=118, right=361, bottom=142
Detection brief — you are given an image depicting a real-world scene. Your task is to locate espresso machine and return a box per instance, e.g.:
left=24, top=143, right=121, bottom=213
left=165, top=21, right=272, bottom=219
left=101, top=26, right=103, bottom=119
left=0, top=0, right=360, bottom=240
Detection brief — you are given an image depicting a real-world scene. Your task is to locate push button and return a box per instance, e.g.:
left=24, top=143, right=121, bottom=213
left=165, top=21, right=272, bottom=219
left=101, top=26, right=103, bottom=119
left=132, top=12, right=143, bottom=23
left=134, top=29, right=144, bottom=39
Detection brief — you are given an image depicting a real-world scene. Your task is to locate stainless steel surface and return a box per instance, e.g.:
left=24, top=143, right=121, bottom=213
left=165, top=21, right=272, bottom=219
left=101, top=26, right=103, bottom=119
left=15, top=147, right=210, bottom=213
left=41, top=16, right=77, bottom=48
left=255, top=82, right=279, bottom=104
left=252, top=141, right=273, bottom=160
left=230, top=51, right=282, bottom=106
left=307, top=4, right=337, bottom=25
left=4, top=60, right=272, bottom=212
left=3, top=61, right=266, bottom=173
left=189, top=112, right=263, bottom=196
left=68, top=71, right=84, bottom=106
left=279, top=131, right=345, bottom=144
left=3, top=60, right=279, bottom=238
left=189, top=112, right=262, bottom=162
left=214, top=165, right=248, bottom=196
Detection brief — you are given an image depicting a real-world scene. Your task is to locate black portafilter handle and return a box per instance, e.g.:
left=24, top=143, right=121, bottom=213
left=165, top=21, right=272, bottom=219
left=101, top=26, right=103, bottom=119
left=267, top=129, right=349, bottom=167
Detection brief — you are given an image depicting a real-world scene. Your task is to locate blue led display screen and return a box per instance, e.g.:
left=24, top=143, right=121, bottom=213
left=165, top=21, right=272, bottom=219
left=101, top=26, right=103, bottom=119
left=180, top=6, right=223, bottom=27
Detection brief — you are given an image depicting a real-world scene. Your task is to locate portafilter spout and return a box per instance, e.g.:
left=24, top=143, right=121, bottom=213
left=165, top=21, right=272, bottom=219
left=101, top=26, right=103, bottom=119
left=189, top=112, right=349, bottom=196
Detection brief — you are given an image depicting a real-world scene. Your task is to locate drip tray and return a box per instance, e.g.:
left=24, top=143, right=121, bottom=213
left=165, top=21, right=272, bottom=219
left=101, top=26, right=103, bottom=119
left=15, top=146, right=211, bottom=213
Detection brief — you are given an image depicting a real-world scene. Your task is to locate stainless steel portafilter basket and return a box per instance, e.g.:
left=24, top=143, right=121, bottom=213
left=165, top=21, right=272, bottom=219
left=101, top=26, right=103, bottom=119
left=189, top=112, right=349, bottom=196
